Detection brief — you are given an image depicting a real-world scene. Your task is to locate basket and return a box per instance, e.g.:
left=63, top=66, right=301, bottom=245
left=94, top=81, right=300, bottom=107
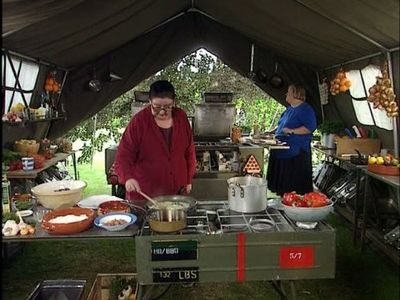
left=14, top=141, right=40, bottom=155
left=367, top=164, right=400, bottom=176
left=335, top=138, right=381, bottom=156
left=87, top=273, right=137, bottom=300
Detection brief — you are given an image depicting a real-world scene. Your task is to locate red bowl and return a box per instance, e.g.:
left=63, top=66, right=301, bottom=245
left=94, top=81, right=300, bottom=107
left=98, top=200, right=130, bottom=215
left=41, top=207, right=95, bottom=235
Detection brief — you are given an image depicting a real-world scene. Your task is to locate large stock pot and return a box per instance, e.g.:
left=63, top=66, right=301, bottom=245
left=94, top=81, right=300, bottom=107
left=227, top=176, right=268, bottom=213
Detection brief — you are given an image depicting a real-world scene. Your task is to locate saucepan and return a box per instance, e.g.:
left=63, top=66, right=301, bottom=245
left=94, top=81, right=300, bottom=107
left=146, top=192, right=197, bottom=233
left=350, top=149, right=368, bottom=165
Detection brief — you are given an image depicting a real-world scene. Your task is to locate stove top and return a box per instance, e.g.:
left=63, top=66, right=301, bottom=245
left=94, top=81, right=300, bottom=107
left=140, top=201, right=330, bottom=236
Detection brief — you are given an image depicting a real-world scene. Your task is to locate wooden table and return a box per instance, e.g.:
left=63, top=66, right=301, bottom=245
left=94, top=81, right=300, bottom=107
left=6, top=152, right=75, bottom=179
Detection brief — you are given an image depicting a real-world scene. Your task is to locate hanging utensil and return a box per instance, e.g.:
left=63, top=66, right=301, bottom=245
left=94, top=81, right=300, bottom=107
left=269, top=62, right=285, bottom=88
left=248, top=43, right=256, bottom=81
left=88, top=66, right=102, bottom=92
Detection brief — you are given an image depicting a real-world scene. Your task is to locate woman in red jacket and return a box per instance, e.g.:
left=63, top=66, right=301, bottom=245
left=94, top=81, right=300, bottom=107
left=114, top=80, right=196, bottom=204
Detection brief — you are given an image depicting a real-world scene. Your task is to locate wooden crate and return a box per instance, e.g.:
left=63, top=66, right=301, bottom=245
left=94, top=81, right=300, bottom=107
left=87, top=273, right=137, bottom=300
left=336, top=138, right=381, bottom=156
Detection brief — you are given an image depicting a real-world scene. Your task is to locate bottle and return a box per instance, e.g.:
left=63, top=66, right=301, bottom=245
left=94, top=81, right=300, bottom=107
left=2, top=173, right=11, bottom=214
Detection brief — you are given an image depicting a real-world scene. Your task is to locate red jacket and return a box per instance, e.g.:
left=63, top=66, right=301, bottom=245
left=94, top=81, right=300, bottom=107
left=114, top=106, right=196, bottom=201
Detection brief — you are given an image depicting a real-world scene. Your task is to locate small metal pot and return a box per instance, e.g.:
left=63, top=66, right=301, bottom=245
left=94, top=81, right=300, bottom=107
left=148, top=208, right=187, bottom=233
left=227, top=176, right=268, bottom=213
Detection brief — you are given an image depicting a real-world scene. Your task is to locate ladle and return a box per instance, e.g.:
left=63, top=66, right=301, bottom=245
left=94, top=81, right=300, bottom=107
left=138, top=191, right=160, bottom=209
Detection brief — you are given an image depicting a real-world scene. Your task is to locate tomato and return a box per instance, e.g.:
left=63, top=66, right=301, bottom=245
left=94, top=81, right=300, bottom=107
left=303, top=192, right=329, bottom=207
left=282, top=192, right=302, bottom=206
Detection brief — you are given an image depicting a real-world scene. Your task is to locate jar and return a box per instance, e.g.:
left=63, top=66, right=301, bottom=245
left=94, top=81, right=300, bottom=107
left=231, top=127, right=242, bottom=143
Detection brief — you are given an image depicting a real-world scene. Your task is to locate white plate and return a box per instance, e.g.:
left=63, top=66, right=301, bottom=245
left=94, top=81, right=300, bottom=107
left=16, top=209, right=33, bottom=217
left=77, top=195, right=124, bottom=209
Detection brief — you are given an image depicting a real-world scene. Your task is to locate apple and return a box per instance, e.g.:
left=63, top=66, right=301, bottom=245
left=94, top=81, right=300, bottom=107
left=376, top=156, right=385, bottom=165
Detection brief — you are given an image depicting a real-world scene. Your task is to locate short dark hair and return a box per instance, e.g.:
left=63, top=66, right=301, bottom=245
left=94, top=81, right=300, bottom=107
left=149, top=80, right=176, bottom=100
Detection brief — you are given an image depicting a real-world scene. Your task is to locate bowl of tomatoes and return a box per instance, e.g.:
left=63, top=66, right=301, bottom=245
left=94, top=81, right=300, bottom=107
left=281, top=191, right=334, bottom=222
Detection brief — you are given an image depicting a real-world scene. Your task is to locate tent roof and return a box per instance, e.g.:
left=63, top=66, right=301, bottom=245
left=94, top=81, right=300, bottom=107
left=3, top=0, right=399, bottom=68
left=2, top=0, right=399, bottom=138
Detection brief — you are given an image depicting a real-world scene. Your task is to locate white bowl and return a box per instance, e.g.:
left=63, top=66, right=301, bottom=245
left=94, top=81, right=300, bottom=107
left=282, top=201, right=334, bottom=222
left=94, top=213, right=137, bottom=231
left=31, top=180, right=87, bottom=210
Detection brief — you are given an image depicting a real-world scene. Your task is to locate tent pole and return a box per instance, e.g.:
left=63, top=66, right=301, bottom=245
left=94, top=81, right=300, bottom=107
left=385, top=52, right=399, bottom=157
left=315, top=71, right=324, bottom=122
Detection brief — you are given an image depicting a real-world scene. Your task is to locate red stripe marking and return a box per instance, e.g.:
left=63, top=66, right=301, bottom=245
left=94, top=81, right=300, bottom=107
left=236, top=232, right=246, bottom=282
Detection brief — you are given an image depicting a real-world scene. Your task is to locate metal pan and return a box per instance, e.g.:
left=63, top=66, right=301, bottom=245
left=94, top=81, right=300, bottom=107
left=148, top=195, right=197, bottom=212
left=148, top=208, right=187, bottom=233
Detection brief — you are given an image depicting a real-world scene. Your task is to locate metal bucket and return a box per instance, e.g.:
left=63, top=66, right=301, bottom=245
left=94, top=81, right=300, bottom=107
left=227, top=176, right=268, bottom=213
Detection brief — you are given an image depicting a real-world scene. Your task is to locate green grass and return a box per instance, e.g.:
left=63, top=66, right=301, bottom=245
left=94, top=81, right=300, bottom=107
left=2, top=162, right=399, bottom=299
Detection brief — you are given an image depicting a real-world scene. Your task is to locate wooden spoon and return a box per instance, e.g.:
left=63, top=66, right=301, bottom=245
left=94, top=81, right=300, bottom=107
left=138, top=191, right=161, bottom=209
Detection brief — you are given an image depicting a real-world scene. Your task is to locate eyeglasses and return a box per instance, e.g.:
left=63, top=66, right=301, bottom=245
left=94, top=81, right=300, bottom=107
left=151, top=103, right=174, bottom=112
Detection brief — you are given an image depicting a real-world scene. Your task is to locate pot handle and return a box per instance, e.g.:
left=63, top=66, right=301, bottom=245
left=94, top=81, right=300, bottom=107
left=235, top=183, right=245, bottom=198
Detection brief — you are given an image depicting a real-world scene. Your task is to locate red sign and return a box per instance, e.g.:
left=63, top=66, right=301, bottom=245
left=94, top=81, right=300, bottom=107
left=279, top=246, right=315, bottom=268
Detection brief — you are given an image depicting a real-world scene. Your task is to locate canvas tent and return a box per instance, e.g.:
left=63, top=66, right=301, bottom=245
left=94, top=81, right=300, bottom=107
left=2, top=0, right=399, bottom=150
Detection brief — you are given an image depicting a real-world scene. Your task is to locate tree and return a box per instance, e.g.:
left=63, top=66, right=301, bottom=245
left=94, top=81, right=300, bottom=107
left=66, top=49, right=284, bottom=163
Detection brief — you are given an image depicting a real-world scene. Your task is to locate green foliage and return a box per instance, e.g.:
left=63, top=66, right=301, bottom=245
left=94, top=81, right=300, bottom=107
left=66, top=49, right=285, bottom=162
left=318, top=120, right=345, bottom=134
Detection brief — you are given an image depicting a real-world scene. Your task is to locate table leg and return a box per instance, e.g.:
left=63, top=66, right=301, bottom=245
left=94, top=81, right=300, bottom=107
left=361, top=175, right=370, bottom=251
left=72, top=152, right=78, bottom=180
left=353, top=169, right=361, bottom=244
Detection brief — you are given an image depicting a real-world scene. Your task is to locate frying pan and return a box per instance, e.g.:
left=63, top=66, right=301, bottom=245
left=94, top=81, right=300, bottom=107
left=269, top=62, right=285, bottom=89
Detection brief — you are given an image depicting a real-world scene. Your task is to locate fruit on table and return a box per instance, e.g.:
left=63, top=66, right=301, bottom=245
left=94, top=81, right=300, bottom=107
left=368, top=154, right=400, bottom=167
left=303, top=192, right=330, bottom=207
left=282, top=192, right=302, bottom=206
left=282, top=191, right=329, bottom=207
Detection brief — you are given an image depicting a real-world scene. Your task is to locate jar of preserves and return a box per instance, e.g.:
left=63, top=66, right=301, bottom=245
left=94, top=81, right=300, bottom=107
left=231, top=127, right=242, bottom=143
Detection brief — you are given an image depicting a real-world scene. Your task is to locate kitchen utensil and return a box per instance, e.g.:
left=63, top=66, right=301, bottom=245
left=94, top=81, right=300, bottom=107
left=97, top=200, right=130, bottom=215
left=139, top=191, right=160, bottom=209
left=31, top=180, right=87, bottom=210
left=41, top=207, right=95, bottom=235
left=227, top=176, right=267, bottom=213
left=256, top=68, right=268, bottom=83
left=350, top=149, right=368, bottom=165
left=148, top=208, right=187, bottom=233
left=282, top=201, right=335, bottom=222
left=88, top=67, right=102, bottom=92
left=94, top=212, right=137, bottom=231
left=249, top=218, right=275, bottom=232
left=269, top=62, right=285, bottom=88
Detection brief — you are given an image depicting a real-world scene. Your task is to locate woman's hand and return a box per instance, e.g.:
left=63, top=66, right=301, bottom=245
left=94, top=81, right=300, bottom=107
left=125, top=178, right=141, bottom=193
left=282, top=127, right=293, bottom=135
left=185, top=184, right=192, bottom=194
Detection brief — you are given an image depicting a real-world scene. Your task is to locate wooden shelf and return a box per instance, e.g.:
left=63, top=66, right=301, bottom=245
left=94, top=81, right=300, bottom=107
left=6, top=152, right=72, bottom=179
left=2, top=116, right=65, bottom=126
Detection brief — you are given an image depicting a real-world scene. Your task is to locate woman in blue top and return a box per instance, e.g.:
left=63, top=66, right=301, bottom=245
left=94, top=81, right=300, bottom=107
left=267, top=84, right=317, bottom=196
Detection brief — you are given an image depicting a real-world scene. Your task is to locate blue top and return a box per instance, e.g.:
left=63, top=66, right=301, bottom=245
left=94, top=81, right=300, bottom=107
left=274, top=102, right=317, bottom=158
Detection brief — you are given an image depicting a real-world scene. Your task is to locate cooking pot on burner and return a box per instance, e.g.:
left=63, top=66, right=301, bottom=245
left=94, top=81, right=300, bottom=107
left=227, top=176, right=268, bottom=213
left=148, top=207, right=187, bottom=233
